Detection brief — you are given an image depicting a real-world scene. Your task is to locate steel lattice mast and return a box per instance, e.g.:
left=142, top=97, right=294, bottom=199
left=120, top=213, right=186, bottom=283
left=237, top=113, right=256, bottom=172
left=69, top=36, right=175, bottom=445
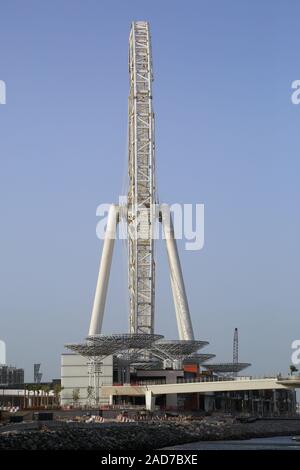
left=88, top=21, right=195, bottom=342
left=128, top=22, right=156, bottom=334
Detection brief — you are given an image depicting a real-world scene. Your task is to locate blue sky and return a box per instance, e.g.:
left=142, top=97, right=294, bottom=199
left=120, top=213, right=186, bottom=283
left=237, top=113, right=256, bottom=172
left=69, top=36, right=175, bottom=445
left=0, top=0, right=299, bottom=380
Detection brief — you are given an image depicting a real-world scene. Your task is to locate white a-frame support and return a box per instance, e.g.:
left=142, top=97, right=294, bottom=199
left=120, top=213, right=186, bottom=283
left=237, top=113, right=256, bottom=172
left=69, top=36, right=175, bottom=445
left=88, top=203, right=194, bottom=341
left=160, top=204, right=194, bottom=341
left=89, top=204, right=119, bottom=336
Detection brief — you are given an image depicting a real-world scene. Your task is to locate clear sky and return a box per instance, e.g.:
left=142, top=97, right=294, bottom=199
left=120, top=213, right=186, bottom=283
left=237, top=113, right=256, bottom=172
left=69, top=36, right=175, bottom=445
left=0, top=0, right=299, bottom=381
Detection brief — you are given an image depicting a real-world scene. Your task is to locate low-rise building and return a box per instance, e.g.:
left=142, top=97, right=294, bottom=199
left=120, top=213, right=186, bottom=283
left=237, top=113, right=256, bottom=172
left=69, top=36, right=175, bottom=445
left=0, top=365, right=24, bottom=387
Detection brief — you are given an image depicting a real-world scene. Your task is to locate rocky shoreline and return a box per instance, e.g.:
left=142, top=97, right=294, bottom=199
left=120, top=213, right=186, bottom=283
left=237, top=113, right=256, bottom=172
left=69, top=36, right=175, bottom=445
left=0, top=418, right=300, bottom=450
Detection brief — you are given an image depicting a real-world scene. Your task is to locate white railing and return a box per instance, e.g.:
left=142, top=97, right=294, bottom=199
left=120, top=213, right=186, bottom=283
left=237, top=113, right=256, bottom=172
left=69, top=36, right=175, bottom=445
left=111, top=374, right=300, bottom=388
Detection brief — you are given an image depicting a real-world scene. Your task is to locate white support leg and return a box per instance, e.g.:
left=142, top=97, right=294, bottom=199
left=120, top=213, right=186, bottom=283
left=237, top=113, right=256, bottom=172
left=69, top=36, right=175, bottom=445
left=145, top=390, right=155, bottom=412
left=88, top=204, right=119, bottom=336
left=160, top=204, right=195, bottom=341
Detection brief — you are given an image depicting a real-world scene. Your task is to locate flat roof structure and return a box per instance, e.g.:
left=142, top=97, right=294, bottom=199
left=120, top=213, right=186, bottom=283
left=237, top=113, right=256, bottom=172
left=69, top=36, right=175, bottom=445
left=183, top=353, right=216, bottom=365
left=203, top=362, right=251, bottom=373
left=151, top=340, right=209, bottom=361
left=65, top=334, right=164, bottom=361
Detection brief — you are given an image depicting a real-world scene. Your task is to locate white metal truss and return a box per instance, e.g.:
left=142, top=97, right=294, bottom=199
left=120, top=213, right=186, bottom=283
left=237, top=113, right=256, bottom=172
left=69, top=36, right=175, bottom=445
left=87, top=22, right=197, bottom=347
left=151, top=340, right=208, bottom=361
left=128, top=21, right=155, bottom=335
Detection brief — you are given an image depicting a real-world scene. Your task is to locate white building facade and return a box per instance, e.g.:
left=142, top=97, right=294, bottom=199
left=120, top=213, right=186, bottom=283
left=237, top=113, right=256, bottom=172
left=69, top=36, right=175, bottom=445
left=60, top=353, right=113, bottom=407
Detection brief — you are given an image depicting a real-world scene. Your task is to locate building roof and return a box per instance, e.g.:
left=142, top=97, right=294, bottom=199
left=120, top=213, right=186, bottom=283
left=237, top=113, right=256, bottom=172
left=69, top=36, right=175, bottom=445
left=203, top=362, right=251, bottom=373
left=151, top=340, right=209, bottom=360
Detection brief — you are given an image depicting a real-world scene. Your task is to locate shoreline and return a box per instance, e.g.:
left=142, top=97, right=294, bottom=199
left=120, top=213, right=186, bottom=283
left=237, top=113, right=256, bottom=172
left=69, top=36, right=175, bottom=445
left=0, top=418, right=300, bottom=450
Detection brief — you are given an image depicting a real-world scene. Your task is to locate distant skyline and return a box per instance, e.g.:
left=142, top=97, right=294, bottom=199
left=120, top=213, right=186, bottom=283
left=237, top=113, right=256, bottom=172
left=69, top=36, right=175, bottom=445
left=0, top=0, right=299, bottom=381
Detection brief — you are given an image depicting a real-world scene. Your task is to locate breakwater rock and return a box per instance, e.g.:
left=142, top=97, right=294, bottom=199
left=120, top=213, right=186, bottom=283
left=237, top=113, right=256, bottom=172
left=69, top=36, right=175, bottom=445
left=0, top=419, right=300, bottom=450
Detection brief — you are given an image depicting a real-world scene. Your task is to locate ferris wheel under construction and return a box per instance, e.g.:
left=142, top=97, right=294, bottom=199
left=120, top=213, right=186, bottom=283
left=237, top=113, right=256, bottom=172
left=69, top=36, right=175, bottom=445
left=65, top=23, right=250, bottom=390
left=87, top=21, right=195, bottom=342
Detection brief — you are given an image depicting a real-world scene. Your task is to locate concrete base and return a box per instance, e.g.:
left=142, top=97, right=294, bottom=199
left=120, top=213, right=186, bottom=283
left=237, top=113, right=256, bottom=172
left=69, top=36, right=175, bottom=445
left=145, top=391, right=155, bottom=412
